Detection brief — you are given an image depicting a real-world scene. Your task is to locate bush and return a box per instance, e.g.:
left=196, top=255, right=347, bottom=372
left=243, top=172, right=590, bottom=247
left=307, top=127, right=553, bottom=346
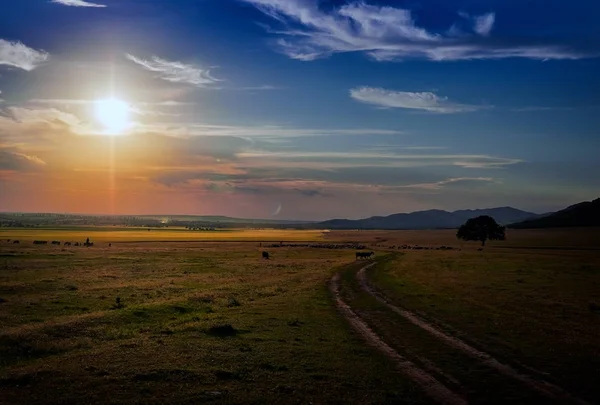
left=110, top=297, right=125, bottom=310
left=227, top=296, right=241, bottom=307
left=207, top=324, right=237, bottom=337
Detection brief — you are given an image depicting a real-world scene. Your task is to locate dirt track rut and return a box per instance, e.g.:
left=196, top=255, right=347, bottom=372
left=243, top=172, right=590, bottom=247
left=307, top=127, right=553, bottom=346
left=350, top=262, right=591, bottom=405
left=329, top=269, right=467, bottom=405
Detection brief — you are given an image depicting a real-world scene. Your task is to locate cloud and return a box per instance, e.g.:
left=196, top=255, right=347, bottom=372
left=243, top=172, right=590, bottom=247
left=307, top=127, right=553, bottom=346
left=50, top=0, right=106, bottom=7
left=399, top=177, right=496, bottom=190
left=126, top=54, right=221, bottom=87
left=0, top=148, right=46, bottom=172
left=0, top=39, right=49, bottom=71
left=473, top=13, right=495, bottom=37
left=135, top=122, right=404, bottom=139
left=238, top=151, right=522, bottom=169
left=350, top=87, right=486, bottom=113
left=243, top=0, right=594, bottom=61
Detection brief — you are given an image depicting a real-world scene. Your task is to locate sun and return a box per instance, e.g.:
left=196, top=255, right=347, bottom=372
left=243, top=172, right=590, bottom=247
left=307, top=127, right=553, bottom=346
left=95, top=98, right=130, bottom=135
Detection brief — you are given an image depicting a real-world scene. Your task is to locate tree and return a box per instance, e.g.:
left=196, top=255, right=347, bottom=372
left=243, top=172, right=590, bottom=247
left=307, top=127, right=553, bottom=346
left=456, top=215, right=506, bottom=247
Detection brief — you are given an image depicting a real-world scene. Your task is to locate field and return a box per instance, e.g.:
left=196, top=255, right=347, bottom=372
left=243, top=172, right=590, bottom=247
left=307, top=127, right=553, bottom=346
left=1, top=227, right=327, bottom=243
left=1, top=227, right=599, bottom=404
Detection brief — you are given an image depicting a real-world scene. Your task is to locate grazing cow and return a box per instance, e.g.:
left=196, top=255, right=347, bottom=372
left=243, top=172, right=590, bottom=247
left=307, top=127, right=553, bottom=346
left=356, top=251, right=375, bottom=260
left=51, top=241, right=61, bottom=245
left=13, top=240, right=20, bottom=244
left=64, top=242, right=72, bottom=246
left=74, top=242, right=80, bottom=247
left=262, top=251, right=270, bottom=260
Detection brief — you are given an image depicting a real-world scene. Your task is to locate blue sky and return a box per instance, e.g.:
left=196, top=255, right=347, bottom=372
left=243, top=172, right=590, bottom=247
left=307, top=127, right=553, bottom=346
left=0, top=0, right=598, bottom=220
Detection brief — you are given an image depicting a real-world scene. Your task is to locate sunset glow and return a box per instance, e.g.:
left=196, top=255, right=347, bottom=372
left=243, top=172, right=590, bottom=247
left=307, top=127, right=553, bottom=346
left=0, top=0, right=598, bottom=219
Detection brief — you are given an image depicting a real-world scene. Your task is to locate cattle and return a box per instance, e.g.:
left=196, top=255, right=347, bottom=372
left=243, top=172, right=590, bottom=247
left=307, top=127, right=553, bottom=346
left=33, top=240, right=48, bottom=245
left=262, top=251, right=270, bottom=260
left=64, top=242, right=72, bottom=246
left=13, top=240, right=20, bottom=244
left=74, top=242, right=80, bottom=247
left=356, top=251, right=375, bottom=260
left=51, top=241, right=61, bottom=245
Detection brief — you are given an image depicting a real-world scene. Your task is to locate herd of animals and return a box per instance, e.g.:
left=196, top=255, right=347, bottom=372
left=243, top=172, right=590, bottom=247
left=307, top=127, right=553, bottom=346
left=3, top=238, right=456, bottom=261
left=5, top=238, right=95, bottom=247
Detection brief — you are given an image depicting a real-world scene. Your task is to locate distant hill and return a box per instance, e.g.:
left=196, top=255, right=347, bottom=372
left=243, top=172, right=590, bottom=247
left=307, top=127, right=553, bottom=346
left=317, top=207, right=538, bottom=230
left=509, top=198, right=600, bottom=229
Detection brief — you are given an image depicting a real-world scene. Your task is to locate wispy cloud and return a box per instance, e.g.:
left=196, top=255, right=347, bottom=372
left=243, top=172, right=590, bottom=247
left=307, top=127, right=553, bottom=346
left=0, top=148, right=46, bottom=172
left=399, top=177, right=496, bottom=190
left=126, top=54, right=222, bottom=87
left=50, top=0, right=106, bottom=7
left=238, top=151, right=522, bottom=169
left=243, top=0, right=593, bottom=61
left=350, top=87, right=486, bottom=113
left=473, top=13, right=495, bottom=37
left=0, top=39, right=49, bottom=71
left=136, top=122, right=405, bottom=139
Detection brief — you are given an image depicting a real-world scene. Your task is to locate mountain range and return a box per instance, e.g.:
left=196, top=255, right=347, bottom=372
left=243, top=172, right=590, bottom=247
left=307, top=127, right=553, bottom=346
left=509, top=198, right=600, bottom=229
left=315, top=207, right=539, bottom=230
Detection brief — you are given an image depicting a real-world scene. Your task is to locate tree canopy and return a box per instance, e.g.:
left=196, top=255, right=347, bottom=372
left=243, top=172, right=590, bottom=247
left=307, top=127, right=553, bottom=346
left=456, top=215, right=506, bottom=246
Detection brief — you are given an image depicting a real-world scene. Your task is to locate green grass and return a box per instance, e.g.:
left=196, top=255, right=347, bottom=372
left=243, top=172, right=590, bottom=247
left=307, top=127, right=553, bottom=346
left=367, top=248, right=600, bottom=402
left=0, top=240, right=427, bottom=404
left=3, top=227, right=599, bottom=404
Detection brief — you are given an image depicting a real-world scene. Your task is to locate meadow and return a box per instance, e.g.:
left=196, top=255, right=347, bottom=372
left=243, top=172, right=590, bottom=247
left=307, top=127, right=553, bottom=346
left=1, top=227, right=599, bottom=404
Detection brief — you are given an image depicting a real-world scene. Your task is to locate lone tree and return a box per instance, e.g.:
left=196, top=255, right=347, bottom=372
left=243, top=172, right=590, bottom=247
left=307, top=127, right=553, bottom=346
left=457, top=215, right=506, bottom=247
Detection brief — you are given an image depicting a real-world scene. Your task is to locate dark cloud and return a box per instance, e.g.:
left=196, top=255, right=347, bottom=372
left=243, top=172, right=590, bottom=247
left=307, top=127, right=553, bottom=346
left=294, top=188, right=330, bottom=197
left=0, top=148, right=46, bottom=172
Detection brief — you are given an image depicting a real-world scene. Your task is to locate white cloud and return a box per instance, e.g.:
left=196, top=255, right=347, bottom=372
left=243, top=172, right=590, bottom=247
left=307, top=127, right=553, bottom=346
left=50, top=0, right=106, bottom=7
left=0, top=40, right=49, bottom=71
left=136, top=123, right=405, bottom=138
left=400, top=177, right=496, bottom=190
left=238, top=151, right=522, bottom=169
left=243, top=0, right=592, bottom=61
left=350, top=87, right=486, bottom=113
left=474, top=13, right=495, bottom=36
left=126, top=54, right=222, bottom=87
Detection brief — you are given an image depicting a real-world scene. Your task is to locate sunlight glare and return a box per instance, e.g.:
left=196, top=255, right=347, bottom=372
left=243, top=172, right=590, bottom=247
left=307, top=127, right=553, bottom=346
left=95, top=98, right=130, bottom=135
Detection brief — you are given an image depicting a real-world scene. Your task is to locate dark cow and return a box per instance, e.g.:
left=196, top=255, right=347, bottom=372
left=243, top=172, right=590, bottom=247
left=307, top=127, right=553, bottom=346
left=64, top=242, right=72, bottom=246
left=51, top=241, right=61, bottom=245
left=355, top=251, right=375, bottom=260
left=13, top=240, right=20, bottom=244
left=262, top=251, right=270, bottom=260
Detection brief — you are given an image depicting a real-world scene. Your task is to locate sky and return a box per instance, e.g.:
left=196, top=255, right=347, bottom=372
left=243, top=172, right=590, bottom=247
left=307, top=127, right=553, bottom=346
left=0, top=0, right=599, bottom=220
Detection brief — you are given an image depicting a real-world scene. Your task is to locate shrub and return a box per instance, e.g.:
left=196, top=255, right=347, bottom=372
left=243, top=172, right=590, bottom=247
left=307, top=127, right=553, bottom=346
left=207, top=324, right=237, bottom=337
left=227, top=296, right=241, bottom=307
left=110, top=296, right=125, bottom=310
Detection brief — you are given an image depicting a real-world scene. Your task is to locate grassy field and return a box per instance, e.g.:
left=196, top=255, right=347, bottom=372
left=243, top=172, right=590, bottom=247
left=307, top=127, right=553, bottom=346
left=0, top=236, right=426, bottom=404
left=364, top=230, right=600, bottom=402
left=1, top=227, right=599, bottom=404
left=0, top=227, right=327, bottom=243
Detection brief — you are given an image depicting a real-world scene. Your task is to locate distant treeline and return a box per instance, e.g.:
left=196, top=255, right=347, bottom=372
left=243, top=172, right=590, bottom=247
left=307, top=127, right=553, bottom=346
left=0, top=213, right=310, bottom=229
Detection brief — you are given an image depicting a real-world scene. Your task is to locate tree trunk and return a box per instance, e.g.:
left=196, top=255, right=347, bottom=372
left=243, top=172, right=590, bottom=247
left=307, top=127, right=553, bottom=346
left=481, top=239, right=486, bottom=247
